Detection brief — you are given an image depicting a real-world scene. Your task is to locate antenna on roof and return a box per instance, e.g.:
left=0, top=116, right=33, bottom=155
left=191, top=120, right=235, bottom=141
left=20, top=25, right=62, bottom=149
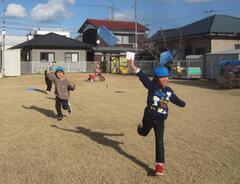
left=109, top=1, right=119, bottom=20
left=108, top=0, right=114, bottom=20
left=74, top=3, right=118, bottom=20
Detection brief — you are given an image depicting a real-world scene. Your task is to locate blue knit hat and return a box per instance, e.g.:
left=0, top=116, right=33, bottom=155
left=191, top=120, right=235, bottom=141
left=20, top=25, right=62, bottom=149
left=55, top=66, right=64, bottom=73
left=153, top=66, right=169, bottom=77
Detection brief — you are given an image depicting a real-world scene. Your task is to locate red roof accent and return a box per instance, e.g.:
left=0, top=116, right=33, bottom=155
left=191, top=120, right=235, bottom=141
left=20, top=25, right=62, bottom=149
left=85, top=19, right=148, bottom=32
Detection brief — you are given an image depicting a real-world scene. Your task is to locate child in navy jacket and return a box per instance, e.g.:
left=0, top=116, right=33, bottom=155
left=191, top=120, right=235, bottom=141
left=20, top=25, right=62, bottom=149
left=128, top=59, right=186, bottom=176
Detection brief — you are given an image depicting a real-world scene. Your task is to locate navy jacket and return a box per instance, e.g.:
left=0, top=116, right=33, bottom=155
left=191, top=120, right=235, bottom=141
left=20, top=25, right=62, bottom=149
left=137, top=70, right=185, bottom=120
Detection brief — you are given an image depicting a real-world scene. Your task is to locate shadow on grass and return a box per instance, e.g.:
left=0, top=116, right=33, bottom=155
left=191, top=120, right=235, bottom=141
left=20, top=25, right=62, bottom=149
left=170, top=79, right=220, bottom=90
left=51, top=125, right=155, bottom=176
left=114, top=91, right=127, bottom=94
left=46, top=97, right=56, bottom=100
left=32, top=88, right=48, bottom=94
left=22, top=105, right=57, bottom=119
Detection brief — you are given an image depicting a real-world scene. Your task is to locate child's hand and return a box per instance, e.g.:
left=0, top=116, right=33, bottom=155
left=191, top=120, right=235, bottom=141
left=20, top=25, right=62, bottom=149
left=47, top=63, right=51, bottom=73
left=68, top=83, right=76, bottom=91
left=127, top=59, right=138, bottom=72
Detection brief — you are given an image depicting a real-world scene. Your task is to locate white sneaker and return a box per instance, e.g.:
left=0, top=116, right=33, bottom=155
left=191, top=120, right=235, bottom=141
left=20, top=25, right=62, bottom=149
left=67, top=103, right=72, bottom=113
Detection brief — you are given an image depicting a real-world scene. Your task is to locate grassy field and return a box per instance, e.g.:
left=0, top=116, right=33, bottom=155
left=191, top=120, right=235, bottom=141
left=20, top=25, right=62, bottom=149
left=0, top=73, right=239, bottom=184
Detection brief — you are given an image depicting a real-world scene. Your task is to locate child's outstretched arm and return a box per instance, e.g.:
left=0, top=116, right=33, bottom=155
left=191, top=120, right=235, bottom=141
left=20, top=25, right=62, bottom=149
left=170, top=92, right=186, bottom=107
left=46, top=63, right=52, bottom=73
left=128, top=59, right=154, bottom=90
left=46, top=63, right=55, bottom=81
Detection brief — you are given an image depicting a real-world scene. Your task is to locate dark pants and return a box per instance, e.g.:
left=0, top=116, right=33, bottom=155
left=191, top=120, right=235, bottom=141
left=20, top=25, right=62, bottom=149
left=44, top=71, right=52, bottom=92
left=55, top=97, right=70, bottom=116
left=138, top=116, right=165, bottom=163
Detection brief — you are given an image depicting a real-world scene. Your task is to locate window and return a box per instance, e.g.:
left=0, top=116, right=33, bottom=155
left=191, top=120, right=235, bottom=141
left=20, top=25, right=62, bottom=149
left=23, top=51, right=30, bottom=61
left=40, top=52, right=55, bottom=62
left=116, top=35, right=122, bottom=43
left=235, top=44, right=240, bottom=49
left=122, top=35, right=128, bottom=44
left=116, top=34, right=135, bottom=44
left=65, top=53, right=79, bottom=62
left=129, top=35, right=135, bottom=44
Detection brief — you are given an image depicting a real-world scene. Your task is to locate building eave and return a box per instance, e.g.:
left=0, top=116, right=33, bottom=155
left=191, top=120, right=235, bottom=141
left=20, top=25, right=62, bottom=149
left=93, top=46, right=143, bottom=53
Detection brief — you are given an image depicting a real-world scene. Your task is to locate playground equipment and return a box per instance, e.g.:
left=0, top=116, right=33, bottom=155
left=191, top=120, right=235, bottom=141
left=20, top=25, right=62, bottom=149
left=111, top=56, right=129, bottom=74
left=182, top=67, right=201, bottom=79
left=171, top=64, right=184, bottom=78
left=171, top=66, right=201, bottom=79
left=88, top=63, right=105, bottom=82
left=159, top=51, right=202, bottom=79
left=119, top=65, right=128, bottom=74
left=88, top=73, right=105, bottom=82
left=215, top=60, right=240, bottom=89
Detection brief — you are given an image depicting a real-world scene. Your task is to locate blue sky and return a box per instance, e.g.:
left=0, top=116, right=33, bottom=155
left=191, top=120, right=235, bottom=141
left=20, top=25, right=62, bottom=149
left=1, top=0, right=240, bottom=37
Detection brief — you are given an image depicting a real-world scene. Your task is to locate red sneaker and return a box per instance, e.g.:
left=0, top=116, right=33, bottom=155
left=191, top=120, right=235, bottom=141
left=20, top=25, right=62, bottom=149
left=155, top=163, right=164, bottom=176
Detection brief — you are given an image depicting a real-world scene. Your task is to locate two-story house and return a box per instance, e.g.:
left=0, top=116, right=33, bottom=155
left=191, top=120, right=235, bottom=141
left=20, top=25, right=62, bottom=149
left=77, top=19, right=148, bottom=72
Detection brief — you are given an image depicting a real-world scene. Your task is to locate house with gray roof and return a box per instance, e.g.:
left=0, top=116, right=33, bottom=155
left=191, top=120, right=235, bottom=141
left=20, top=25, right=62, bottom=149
left=11, top=32, right=93, bottom=62
left=10, top=32, right=93, bottom=73
left=150, top=15, right=240, bottom=59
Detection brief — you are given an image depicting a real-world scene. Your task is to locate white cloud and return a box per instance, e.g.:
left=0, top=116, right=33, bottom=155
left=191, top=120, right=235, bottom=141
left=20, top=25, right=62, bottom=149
left=67, top=0, right=75, bottom=4
left=30, top=0, right=75, bottom=22
left=5, top=3, right=26, bottom=18
left=114, top=11, right=135, bottom=21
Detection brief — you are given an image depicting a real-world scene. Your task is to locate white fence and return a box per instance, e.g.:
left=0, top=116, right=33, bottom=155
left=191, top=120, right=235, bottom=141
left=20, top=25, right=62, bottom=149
left=134, top=60, right=159, bottom=75
left=21, top=60, right=160, bottom=75
left=21, top=61, right=88, bottom=74
left=21, top=59, right=205, bottom=77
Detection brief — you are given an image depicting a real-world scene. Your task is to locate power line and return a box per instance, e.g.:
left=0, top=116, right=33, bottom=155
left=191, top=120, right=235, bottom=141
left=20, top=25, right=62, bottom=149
left=148, top=12, right=204, bottom=26
left=5, top=21, right=59, bottom=27
left=1, top=22, right=79, bottom=34
left=147, top=8, right=240, bottom=27
left=74, top=2, right=118, bottom=20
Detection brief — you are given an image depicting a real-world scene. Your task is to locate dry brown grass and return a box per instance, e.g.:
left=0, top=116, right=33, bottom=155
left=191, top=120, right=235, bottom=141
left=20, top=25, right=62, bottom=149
left=0, top=73, right=239, bottom=184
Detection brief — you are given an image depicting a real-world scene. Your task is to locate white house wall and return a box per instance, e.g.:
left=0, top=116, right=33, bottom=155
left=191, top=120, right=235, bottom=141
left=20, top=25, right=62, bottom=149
left=30, top=49, right=87, bottom=62
left=4, top=49, right=21, bottom=76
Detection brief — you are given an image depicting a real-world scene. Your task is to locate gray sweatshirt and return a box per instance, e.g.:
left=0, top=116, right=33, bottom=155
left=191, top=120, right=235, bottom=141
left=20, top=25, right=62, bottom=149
left=47, top=72, right=75, bottom=100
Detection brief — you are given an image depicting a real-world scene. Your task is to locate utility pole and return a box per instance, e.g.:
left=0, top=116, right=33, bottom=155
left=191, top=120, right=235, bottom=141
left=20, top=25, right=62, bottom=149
left=1, top=0, right=6, bottom=72
left=134, top=0, right=138, bottom=52
left=108, top=7, right=111, bottom=20
left=108, top=0, right=114, bottom=20
left=111, top=0, right=114, bottom=20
